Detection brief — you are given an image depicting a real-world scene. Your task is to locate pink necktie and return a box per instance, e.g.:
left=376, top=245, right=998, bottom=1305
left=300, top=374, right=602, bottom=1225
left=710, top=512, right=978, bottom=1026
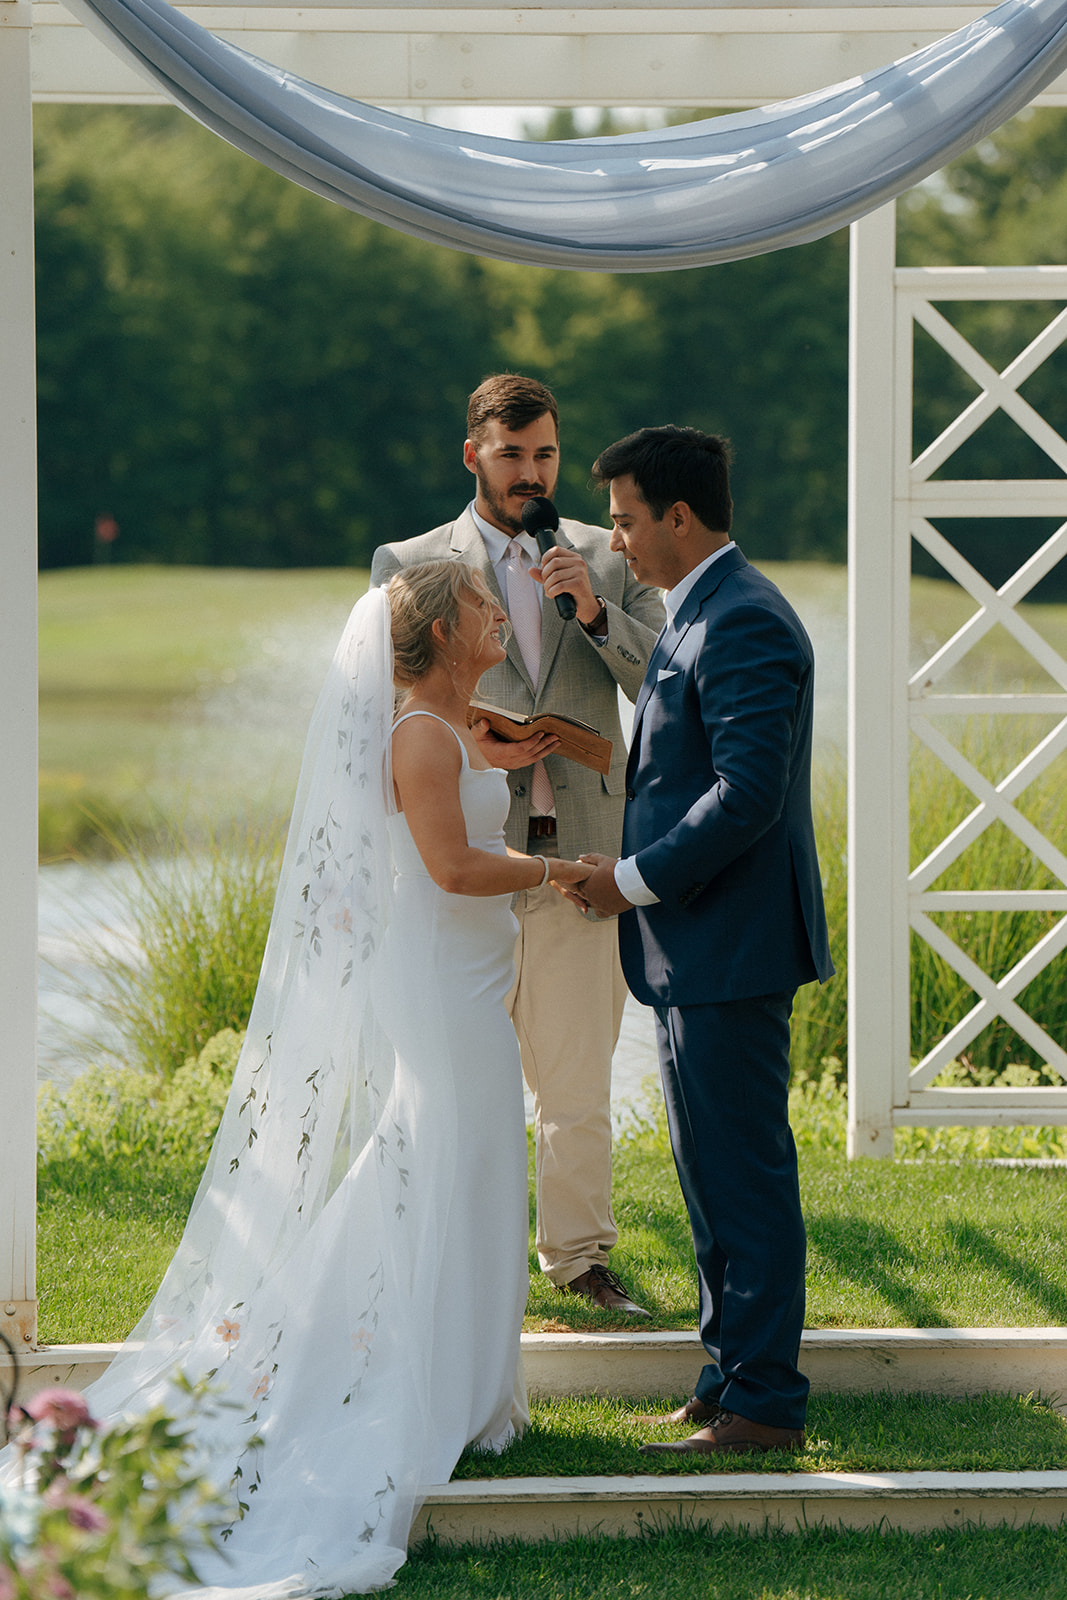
left=505, top=539, right=554, bottom=816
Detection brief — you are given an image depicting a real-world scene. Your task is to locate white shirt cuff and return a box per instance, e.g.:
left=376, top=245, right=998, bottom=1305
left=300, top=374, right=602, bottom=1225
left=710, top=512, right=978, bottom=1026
left=614, top=855, right=660, bottom=906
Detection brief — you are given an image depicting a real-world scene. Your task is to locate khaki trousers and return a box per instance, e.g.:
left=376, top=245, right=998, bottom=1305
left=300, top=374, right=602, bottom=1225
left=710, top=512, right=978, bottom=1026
left=507, top=857, right=629, bottom=1285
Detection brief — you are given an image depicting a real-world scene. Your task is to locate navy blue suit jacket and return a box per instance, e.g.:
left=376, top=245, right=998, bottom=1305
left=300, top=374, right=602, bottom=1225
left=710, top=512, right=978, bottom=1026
left=619, top=546, right=834, bottom=1008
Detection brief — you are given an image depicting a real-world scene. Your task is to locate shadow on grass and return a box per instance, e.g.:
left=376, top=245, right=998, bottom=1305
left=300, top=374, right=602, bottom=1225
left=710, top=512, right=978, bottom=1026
left=452, top=1390, right=1067, bottom=1480
left=947, top=1218, right=1067, bottom=1325
left=807, top=1215, right=950, bottom=1327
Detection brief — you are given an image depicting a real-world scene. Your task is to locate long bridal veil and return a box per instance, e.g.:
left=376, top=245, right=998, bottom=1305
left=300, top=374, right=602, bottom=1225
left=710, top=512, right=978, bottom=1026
left=73, top=584, right=470, bottom=1597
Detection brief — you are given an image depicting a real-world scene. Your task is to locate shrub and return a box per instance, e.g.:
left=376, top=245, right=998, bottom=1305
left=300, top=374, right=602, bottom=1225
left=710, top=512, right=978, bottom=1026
left=38, top=1029, right=242, bottom=1172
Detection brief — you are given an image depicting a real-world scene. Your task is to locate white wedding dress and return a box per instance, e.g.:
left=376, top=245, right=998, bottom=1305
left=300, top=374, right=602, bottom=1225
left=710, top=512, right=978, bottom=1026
left=11, top=593, right=530, bottom=1598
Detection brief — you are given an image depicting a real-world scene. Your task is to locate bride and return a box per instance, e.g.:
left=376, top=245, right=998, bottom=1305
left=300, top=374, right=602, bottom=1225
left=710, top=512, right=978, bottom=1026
left=45, top=561, right=592, bottom=1597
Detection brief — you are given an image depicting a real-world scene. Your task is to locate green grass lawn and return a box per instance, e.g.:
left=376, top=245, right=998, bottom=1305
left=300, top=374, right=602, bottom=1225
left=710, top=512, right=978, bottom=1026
left=37, top=1116, right=1067, bottom=1345
left=394, top=1524, right=1067, bottom=1600
left=452, top=1390, right=1067, bottom=1478
left=39, top=565, right=366, bottom=854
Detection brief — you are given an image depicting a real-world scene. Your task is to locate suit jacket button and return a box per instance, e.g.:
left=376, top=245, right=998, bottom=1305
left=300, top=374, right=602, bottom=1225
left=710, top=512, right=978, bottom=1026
left=625, top=787, right=635, bottom=801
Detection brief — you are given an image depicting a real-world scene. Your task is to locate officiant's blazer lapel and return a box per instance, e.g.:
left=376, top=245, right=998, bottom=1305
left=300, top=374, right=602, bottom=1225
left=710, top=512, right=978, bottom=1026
left=448, top=510, right=590, bottom=704
left=448, top=507, right=537, bottom=696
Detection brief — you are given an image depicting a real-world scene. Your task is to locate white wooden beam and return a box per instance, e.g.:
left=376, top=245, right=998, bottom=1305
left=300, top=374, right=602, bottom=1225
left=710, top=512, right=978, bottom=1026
left=847, top=202, right=906, bottom=1159
left=0, top=0, right=39, bottom=1353
left=30, top=0, right=1067, bottom=106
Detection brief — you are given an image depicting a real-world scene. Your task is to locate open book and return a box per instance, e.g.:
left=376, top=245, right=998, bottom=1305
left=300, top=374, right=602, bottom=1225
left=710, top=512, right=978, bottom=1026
left=466, top=700, right=612, bottom=776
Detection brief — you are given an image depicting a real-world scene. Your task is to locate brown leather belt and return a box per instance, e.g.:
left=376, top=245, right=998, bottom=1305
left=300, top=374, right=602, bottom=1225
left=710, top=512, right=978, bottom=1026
left=526, top=816, right=557, bottom=839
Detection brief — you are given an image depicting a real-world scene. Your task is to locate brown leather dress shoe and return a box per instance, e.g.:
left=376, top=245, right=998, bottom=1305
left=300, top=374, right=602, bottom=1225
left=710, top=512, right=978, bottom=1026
left=564, top=1264, right=651, bottom=1319
left=640, top=1408, right=804, bottom=1458
left=633, top=1396, right=721, bottom=1426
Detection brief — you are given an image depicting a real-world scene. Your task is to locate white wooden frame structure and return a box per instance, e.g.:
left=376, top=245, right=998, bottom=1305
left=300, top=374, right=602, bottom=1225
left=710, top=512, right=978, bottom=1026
left=849, top=208, right=1067, bottom=1153
left=4, top=0, right=1067, bottom=1346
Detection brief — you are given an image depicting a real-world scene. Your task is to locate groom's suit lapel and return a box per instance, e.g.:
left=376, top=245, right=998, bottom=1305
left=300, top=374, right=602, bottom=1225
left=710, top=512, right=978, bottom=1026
left=631, top=546, right=749, bottom=736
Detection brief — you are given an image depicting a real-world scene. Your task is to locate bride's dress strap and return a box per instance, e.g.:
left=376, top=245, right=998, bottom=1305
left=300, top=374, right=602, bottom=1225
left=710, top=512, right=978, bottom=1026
left=392, top=709, right=470, bottom=768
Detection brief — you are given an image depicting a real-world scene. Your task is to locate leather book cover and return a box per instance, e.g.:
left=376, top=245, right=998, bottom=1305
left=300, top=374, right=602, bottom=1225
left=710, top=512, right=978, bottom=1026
left=466, top=701, right=612, bottom=776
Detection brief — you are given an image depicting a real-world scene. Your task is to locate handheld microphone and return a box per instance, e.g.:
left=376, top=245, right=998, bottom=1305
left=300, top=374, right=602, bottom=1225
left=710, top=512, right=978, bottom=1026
left=520, top=496, right=577, bottom=621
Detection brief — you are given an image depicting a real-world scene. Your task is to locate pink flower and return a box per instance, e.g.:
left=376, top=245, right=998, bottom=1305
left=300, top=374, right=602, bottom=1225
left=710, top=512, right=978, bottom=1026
left=65, top=1498, right=109, bottom=1534
left=24, top=1388, right=95, bottom=1433
left=251, top=1374, right=270, bottom=1401
left=47, top=1576, right=75, bottom=1600
left=0, top=1566, right=17, bottom=1600
left=42, top=1478, right=110, bottom=1533
left=216, top=1318, right=241, bottom=1345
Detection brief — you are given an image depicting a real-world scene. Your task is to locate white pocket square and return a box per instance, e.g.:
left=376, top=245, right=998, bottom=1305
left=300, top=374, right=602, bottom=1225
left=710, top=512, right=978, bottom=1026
left=657, top=668, right=679, bottom=682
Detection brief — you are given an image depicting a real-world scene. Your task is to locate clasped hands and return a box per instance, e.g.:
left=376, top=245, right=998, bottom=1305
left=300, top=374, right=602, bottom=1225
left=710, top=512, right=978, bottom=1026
left=555, top=854, right=634, bottom=919
left=465, top=729, right=632, bottom=918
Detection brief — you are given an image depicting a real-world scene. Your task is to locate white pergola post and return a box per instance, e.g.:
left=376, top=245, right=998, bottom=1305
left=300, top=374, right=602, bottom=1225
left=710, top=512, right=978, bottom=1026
left=846, top=202, right=910, bottom=1157
left=0, top=0, right=39, bottom=1350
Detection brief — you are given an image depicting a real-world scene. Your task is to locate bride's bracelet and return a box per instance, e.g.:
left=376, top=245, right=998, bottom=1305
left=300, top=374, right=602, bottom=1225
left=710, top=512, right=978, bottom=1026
left=533, top=855, right=550, bottom=888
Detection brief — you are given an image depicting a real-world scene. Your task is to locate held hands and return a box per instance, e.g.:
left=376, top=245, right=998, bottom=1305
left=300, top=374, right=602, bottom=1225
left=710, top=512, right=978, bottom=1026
left=531, top=547, right=603, bottom=630
left=549, top=857, right=594, bottom=887
left=554, top=853, right=634, bottom=919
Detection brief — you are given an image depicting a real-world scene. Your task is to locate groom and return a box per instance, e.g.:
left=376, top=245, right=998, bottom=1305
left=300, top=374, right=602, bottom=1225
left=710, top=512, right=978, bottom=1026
left=570, top=426, right=834, bottom=1456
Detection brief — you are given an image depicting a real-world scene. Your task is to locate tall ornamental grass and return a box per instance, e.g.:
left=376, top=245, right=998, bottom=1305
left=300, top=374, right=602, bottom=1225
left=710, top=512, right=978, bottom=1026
left=80, top=821, right=283, bottom=1080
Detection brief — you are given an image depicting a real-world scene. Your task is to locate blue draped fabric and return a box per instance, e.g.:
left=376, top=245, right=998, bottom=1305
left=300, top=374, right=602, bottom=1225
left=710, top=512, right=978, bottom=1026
left=61, top=0, right=1067, bottom=269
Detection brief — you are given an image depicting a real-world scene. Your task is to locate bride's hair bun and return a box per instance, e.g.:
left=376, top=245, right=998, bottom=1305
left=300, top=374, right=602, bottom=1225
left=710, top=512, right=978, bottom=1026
left=388, top=560, right=490, bottom=686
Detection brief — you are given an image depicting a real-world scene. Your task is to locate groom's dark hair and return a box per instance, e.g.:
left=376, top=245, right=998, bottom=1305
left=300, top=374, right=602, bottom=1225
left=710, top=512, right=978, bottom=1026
left=591, top=426, right=733, bottom=534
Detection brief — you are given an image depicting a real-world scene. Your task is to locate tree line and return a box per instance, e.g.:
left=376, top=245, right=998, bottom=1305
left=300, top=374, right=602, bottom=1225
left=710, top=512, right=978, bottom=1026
left=34, top=103, right=1067, bottom=581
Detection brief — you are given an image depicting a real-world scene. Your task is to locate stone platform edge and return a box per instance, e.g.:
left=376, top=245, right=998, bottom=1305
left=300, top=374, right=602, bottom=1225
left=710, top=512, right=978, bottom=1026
left=5, top=1328, right=1066, bottom=1408
left=412, top=1468, right=1067, bottom=1541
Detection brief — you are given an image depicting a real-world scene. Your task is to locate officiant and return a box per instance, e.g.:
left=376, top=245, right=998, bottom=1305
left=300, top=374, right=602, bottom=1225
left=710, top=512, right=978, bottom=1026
left=371, top=373, right=664, bottom=1315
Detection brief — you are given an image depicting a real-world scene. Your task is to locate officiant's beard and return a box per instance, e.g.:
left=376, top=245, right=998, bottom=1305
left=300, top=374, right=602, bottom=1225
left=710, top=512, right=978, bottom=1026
left=474, top=468, right=557, bottom=537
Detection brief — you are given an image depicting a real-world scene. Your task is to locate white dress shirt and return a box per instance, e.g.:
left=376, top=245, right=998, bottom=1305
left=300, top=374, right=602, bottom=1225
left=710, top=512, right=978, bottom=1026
left=471, top=501, right=608, bottom=649
left=471, top=502, right=542, bottom=600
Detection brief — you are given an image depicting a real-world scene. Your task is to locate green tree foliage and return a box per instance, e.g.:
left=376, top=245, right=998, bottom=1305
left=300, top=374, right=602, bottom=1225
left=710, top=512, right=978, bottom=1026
left=42, top=101, right=1064, bottom=571
left=512, top=107, right=850, bottom=558
left=35, top=106, right=509, bottom=568
left=35, top=102, right=852, bottom=568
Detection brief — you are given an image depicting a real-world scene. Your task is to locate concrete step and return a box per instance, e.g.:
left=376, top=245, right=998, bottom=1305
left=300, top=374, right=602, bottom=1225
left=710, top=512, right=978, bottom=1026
left=522, top=1327, right=1067, bottom=1407
left=412, top=1469, right=1067, bottom=1543
left=9, top=1328, right=1067, bottom=1407
left=11, top=1331, right=1066, bottom=1545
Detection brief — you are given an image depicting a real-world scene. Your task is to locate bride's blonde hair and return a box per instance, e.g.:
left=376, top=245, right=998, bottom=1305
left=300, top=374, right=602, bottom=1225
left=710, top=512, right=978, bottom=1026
left=387, top=560, right=505, bottom=688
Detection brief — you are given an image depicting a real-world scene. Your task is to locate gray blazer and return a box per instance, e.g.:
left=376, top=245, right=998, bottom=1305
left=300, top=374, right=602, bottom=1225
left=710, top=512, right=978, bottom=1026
left=370, top=508, right=665, bottom=858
